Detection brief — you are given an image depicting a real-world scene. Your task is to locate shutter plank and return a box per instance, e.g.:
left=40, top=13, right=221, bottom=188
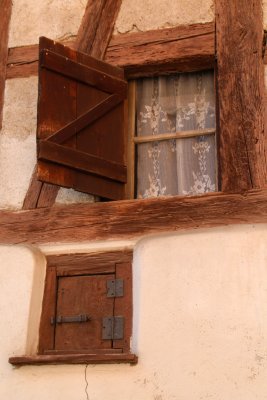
left=48, top=94, right=122, bottom=144
left=38, top=161, right=125, bottom=200
left=40, top=49, right=127, bottom=96
left=38, top=140, right=127, bottom=182
left=37, top=38, right=127, bottom=200
left=23, top=0, right=123, bottom=208
left=54, top=275, right=114, bottom=351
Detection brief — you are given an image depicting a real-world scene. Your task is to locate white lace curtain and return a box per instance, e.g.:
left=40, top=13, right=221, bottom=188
left=136, top=71, right=217, bottom=198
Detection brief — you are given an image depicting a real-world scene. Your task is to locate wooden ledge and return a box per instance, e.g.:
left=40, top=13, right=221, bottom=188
left=1, top=189, right=267, bottom=245
left=9, top=353, right=138, bottom=366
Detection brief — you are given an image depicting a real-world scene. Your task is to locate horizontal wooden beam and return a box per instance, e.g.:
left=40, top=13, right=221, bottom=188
left=6, top=22, right=215, bottom=79
left=106, top=21, right=215, bottom=77
left=9, top=353, right=138, bottom=365
left=1, top=189, right=267, bottom=245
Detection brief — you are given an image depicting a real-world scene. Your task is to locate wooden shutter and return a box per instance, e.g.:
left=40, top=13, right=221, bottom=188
left=38, top=252, right=132, bottom=355
left=37, top=37, right=128, bottom=200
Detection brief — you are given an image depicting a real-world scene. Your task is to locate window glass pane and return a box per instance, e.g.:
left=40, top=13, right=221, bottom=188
left=136, top=71, right=216, bottom=198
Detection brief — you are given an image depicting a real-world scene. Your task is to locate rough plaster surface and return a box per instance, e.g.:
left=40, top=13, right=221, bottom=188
left=115, top=0, right=214, bottom=34
left=1, top=225, right=267, bottom=399
left=8, top=0, right=87, bottom=47
left=0, top=78, right=37, bottom=209
left=0, top=78, right=95, bottom=209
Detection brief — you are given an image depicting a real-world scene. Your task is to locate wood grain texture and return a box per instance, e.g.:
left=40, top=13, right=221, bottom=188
left=89, top=0, right=122, bottom=59
left=38, top=266, right=57, bottom=354
left=0, top=0, right=12, bottom=128
left=6, top=22, right=215, bottom=79
left=22, top=0, right=122, bottom=209
left=47, top=250, right=133, bottom=269
left=1, top=189, right=267, bottom=245
left=216, top=0, right=267, bottom=191
left=113, top=262, right=132, bottom=352
left=9, top=353, right=138, bottom=365
left=106, top=22, right=215, bottom=77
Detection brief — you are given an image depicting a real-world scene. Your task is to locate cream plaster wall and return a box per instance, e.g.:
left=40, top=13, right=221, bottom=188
left=115, top=0, right=214, bottom=34
left=8, top=0, right=87, bottom=47
left=2, top=224, right=267, bottom=400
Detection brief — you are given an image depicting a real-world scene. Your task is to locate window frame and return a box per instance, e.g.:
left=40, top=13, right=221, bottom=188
left=9, top=250, right=137, bottom=366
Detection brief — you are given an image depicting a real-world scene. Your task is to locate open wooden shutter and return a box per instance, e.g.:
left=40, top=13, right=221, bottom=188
left=37, top=37, right=127, bottom=200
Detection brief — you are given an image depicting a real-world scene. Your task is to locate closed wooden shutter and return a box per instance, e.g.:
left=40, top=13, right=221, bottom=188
left=37, top=37, right=127, bottom=200
left=38, top=252, right=132, bottom=355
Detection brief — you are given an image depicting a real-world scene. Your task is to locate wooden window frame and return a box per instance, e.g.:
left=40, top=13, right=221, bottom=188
left=1, top=2, right=267, bottom=245
left=9, top=250, right=137, bottom=366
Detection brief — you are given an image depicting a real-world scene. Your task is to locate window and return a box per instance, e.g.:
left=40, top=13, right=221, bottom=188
left=36, top=37, right=217, bottom=202
left=36, top=250, right=137, bottom=365
left=129, top=71, right=217, bottom=199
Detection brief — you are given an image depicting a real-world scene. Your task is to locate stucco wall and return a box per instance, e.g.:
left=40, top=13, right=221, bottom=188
left=2, top=224, right=267, bottom=400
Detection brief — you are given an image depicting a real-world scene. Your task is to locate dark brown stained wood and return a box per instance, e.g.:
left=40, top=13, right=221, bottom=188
left=38, top=140, right=127, bottom=182
left=40, top=49, right=127, bottom=96
left=22, top=0, right=123, bottom=208
left=7, top=22, right=215, bottom=79
left=0, top=0, right=12, bottom=129
left=113, top=263, right=132, bottom=352
left=106, top=22, right=215, bottom=77
left=47, top=250, right=133, bottom=269
left=216, top=0, right=267, bottom=191
left=56, top=264, right=116, bottom=277
left=47, top=94, right=122, bottom=144
left=36, top=182, right=59, bottom=208
left=37, top=160, right=125, bottom=200
left=9, top=353, right=138, bottom=365
left=22, top=166, right=43, bottom=209
left=75, top=0, right=122, bottom=58
left=44, top=348, right=123, bottom=355
left=2, top=189, right=267, bottom=245
left=37, top=38, right=127, bottom=200
left=54, top=274, right=114, bottom=351
left=38, top=266, right=57, bottom=354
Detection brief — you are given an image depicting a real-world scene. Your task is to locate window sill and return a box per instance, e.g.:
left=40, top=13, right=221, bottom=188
left=9, top=353, right=138, bottom=366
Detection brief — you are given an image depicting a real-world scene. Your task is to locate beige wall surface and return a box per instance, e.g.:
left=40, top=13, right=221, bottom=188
left=2, top=224, right=267, bottom=400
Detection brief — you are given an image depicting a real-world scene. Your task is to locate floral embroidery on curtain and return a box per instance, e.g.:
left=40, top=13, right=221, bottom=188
left=136, top=70, right=217, bottom=198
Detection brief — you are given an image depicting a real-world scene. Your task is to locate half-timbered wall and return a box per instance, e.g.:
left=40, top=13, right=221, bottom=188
left=1, top=1, right=267, bottom=400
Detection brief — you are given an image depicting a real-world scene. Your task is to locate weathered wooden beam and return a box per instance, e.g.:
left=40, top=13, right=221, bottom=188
left=1, top=189, right=267, bottom=245
left=9, top=353, right=138, bottom=365
left=216, top=0, right=267, bottom=191
left=106, top=21, right=215, bottom=77
left=6, top=22, right=215, bottom=79
left=22, top=0, right=122, bottom=209
left=75, top=0, right=122, bottom=58
left=0, top=0, right=12, bottom=129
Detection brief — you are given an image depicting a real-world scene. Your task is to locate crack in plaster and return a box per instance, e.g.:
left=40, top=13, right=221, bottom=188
left=84, top=364, right=89, bottom=400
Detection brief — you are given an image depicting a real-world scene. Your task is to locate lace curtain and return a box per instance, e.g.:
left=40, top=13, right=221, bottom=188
left=136, top=71, right=217, bottom=198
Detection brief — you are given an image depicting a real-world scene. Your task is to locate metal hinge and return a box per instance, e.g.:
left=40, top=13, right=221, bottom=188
left=107, top=278, right=124, bottom=297
left=102, top=316, right=124, bottom=340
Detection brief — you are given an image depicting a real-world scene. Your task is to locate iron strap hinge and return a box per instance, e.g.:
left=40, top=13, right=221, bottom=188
left=107, top=278, right=124, bottom=297
left=50, top=314, right=90, bottom=325
left=102, top=316, right=124, bottom=340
